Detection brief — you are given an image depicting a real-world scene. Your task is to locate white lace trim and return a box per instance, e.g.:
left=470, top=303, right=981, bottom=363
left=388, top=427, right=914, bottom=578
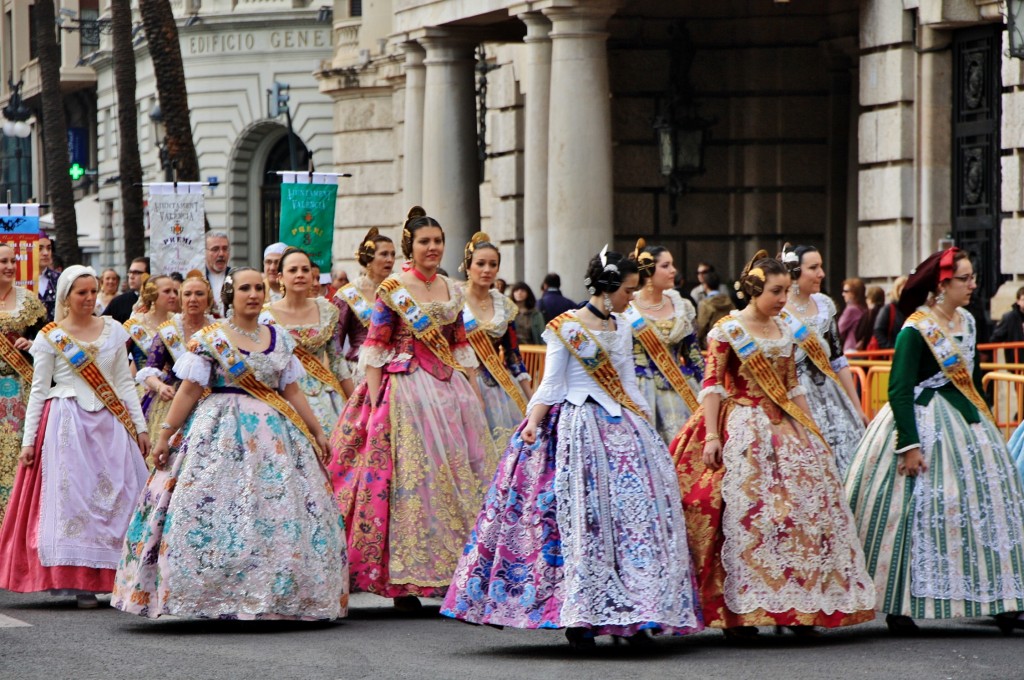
left=708, top=312, right=794, bottom=358
left=135, top=367, right=165, bottom=385
left=278, top=356, right=305, bottom=390
left=358, top=344, right=393, bottom=371
left=515, top=372, right=532, bottom=383
left=636, top=289, right=697, bottom=344
left=173, top=353, right=212, bottom=387
left=787, top=386, right=807, bottom=399
left=454, top=344, right=479, bottom=369
left=698, top=385, right=729, bottom=403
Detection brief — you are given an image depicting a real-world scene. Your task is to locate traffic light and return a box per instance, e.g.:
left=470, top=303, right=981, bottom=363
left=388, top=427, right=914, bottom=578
left=270, top=81, right=290, bottom=117
left=69, top=163, right=85, bottom=181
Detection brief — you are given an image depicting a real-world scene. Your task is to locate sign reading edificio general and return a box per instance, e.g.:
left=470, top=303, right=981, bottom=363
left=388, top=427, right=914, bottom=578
left=184, top=28, right=332, bottom=56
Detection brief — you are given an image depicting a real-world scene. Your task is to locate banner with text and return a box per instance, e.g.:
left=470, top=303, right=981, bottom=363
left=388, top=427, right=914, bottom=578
left=148, top=183, right=206, bottom=276
left=0, top=204, right=40, bottom=291
left=278, top=173, right=338, bottom=272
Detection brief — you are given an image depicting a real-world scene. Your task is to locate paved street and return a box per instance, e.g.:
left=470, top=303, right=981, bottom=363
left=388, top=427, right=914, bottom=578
left=1, top=591, right=1021, bottom=680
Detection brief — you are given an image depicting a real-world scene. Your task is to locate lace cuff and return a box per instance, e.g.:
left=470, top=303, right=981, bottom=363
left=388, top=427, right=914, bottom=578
left=831, top=355, right=850, bottom=372
left=894, top=441, right=920, bottom=454
left=279, top=356, right=306, bottom=390
left=698, top=385, right=728, bottom=403
left=173, top=353, right=212, bottom=387
left=358, top=343, right=394, bottom=371
left=135, top=367, right=165, bottom=386
left=454, top=344, right=479, bottom=369
left=516, top=372, right=532, bottom=383
left=787, top=386, right=807, bottom=399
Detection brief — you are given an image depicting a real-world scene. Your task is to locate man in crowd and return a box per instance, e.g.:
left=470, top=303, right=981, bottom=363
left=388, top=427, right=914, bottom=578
left=36, top=235, right=61, bottom=322
left=537, top=273, right=576, bottom=324
left=696, top=271, right=735, bottom=348
left=103, top=256, right=150, bottom=322
left=993, top=286, right=1024, bottom=364
left=205, top=231, right=230, bottom=315
left=263, top=242, right=287, bottom=303
left=331, top=264, right=349, bottom=293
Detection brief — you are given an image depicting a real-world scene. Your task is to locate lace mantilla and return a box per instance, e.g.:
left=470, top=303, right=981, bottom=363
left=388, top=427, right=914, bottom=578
left=708, top=312, right=794, bottom=358
left=0, top=287, right=45, bottom=334
left=262, top=297, right=339, bottom=355
left=634, top=289, right=696, bottom=345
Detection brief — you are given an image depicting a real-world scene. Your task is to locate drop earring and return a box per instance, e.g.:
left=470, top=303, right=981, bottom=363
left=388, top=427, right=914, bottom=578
left=935, top=291, right=946, bottom=306
left=602, top=293, right=612, bottom=330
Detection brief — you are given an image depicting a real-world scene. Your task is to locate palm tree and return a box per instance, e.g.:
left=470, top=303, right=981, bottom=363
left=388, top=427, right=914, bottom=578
left=111, top=0, right=145, bottom=264
left=33, top=0, right=82, bottom=265
left=138, top=0, right=200, bottom=181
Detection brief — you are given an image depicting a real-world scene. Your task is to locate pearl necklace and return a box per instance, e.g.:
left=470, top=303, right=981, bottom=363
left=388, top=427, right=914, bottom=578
left=933, top=305, right=957, bottom=331
left=791, top=294, right=811, bottom=316
left=635, top=294, right=666, bottom=312
left=228, top=320, right=262, bottom=342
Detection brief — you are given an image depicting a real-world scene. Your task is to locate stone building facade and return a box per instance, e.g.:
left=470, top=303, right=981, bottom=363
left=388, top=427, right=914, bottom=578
left=320, top=0, right=1023, bottom=312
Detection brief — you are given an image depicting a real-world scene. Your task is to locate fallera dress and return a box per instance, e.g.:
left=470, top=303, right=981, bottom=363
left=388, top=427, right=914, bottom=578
left=462, top=288, right=531, bottom=447
left=332, top=274, right=376, bottom=384
left=671, top=312, right=876, bottom=629
left=627, top=290, right=704, bottom=446
left=0, top=318, right=149, bottom=594
left=0, top=289, right=46, bottom=527
left=442, top=311, right=702, bottom=636
left=327, top=275, right=496, bottom=598
left=845, top=308, right=1024, bottom=619
left=260, top=297, right=350, bottom=438
left=112, top=322, right=347, bottom=620
left=786, top=293, right=865, bottom=475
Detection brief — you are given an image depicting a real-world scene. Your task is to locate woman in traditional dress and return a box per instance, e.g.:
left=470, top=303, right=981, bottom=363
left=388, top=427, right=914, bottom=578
left=112, top=267, right=346, bottom=620
left=845, top=247, right=1024, bottom=635
left=261, top=248, right=352, bottom=438
left=443, top=248, right=702, bottom=649
left=0, top=266, right=150, bottom=609
left=136, top=273, right=217, bottom=438
left=778, top=244, right=867, bottom=475
left=671, top=251, right=876, bottom=640
left=0, top=244, right=48, bottom=527
left=333, top=227, right=396, bottom=383
left=459, top=232, right=533, bottom=446
left=327, top=206, right=495, bottom=610
left=627, top=240, right=704, bottom=446
left=124, top=275, right=180, bottom=376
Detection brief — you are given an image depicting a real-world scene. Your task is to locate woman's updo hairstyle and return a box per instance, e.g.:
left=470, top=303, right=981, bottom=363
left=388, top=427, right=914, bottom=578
left=584, top=246, right=639, bottom=295
left=355, top=227, right=393, bottom=268
left=629, top=238, right=668, bottom=287
left=778, top=243, right=818, bottom=281
left=735, top=249, right=787, bottom=300
left=221, top=266, right=261, bottom=316
left=401, top=206, right=443, bottom=260
left=460, top=231, right=500, bottom=274
left=139, top=274, right=173, bottom=311
left=279, top=246, right=311, bottom=273
left=183, top=269, right=216, bottom=314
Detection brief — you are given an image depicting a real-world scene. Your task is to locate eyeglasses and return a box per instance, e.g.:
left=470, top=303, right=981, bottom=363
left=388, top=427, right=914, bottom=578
left=952, top=273, right=977, bottom=283
left=128, top=269, right=146, bottom=276
left=697, top=269, right=711, bottom=275
left=842, top=288, right=851, bottom=293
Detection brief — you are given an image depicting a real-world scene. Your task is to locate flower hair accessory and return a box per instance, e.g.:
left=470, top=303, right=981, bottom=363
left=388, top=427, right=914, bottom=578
left=586, top=244, right=623, bottom=295
left=748, top=267, right=765, bottom=282
left=631, top=238, right=655, bottom=275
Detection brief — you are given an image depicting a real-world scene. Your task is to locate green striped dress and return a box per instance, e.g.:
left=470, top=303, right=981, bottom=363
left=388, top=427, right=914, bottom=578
left=844, top=308, right=1024, bottom=618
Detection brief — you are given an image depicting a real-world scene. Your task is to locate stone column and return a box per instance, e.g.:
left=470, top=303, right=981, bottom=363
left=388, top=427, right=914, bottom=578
left=401, top=42, right=426, bottom=208
left=543, top=2, right=619, bottom=301
left=519, top=12, right=552, bottom=291
left=420, top=32, right=479, bottom=274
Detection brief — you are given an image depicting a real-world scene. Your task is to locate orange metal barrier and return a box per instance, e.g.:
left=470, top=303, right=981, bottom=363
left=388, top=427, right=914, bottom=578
left=520, top=344, right=546, bottom=390
left=862, top=366, right=891, bottom=420
left=982, top=372, right=1024, bottom=440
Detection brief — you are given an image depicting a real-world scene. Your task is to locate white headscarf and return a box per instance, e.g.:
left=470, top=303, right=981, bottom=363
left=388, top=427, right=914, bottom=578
left=54, top=265, right=97, bottom=323
left=263, top=242, right=287, bottom=259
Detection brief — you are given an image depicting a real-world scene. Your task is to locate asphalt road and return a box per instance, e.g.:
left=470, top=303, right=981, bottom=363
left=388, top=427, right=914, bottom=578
left=1, top=591, right=1022, bottom=680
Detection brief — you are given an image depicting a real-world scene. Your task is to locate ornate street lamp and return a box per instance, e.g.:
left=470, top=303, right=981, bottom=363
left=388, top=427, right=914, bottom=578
left=1, top=76, right=33, bottom=202
left=1010, top=1, right=1024, bottom=59
left=148, top=102, right=174, bottom=182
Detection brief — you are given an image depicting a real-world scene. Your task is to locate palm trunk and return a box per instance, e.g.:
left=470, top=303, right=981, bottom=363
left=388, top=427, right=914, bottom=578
left=111, top=0, right=145, bottom=265
left=138, top=0, right=200, bottom=182
left=34, top=0, right=82, bottom=266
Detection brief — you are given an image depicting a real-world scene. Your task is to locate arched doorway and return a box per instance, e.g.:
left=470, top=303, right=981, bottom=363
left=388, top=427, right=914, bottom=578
left=259, top=134, right=311, bottom=251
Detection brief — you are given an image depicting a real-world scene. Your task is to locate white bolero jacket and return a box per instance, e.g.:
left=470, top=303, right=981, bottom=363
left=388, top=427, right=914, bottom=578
left=22, top=317, right=148, bottom=447
left=527, top=312, right=652, bottom=419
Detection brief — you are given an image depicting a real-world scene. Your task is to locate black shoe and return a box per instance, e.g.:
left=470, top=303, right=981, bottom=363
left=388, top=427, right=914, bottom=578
left=885, top=614, right=919, bottom=636
left=565, top=627, right=596, bottom=650
left=994, top=612, right=1022, bottom=636
left=722, top=626, right=760, bottom=641
left=613, top=631, right=656, bottom=649
left=392, top=596, right=422, bottom=612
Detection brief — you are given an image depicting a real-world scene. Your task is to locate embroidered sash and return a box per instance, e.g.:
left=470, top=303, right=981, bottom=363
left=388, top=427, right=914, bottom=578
left=717, top=317, right=825, bottom=444
left=123, top=317, right=156, bottom=357
left=549, top=312, right=645, bottom=417
left=778, top=309, right=842, bottom=387
left=378, top=277, right=463, bottom=371
left=623, top=304, right=700, bottom=413
left=0, top=331, right=33, bottom=385
left=464, top=305, right=527, bottom=415
left=41, top=322, right=138, bottom=439
left=258, top=309, right=347, bottom=397
left=335, top=283, right=373, bottom=328
left=907, top=310, right=994, bottom=422
left=197, top=323, right=318, bottom=447
left=157, top=319, right=189, bottom=363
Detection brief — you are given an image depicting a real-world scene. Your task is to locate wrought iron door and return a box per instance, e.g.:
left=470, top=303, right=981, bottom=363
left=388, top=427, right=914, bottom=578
left=952, top=24, right=1002, bottom=300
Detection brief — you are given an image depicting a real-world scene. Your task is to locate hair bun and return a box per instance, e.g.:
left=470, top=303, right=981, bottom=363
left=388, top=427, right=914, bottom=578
left=407, top=205, right=426, bottom=220
left=185, top=269, right=204, bottom=279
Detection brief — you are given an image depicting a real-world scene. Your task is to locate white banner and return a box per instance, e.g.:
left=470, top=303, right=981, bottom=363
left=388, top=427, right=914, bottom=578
left=147, top=183, right=206, bottom=276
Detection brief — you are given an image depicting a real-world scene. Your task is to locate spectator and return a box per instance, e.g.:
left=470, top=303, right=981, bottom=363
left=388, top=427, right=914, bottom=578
left=36, top=235, right=60, bottom=322
left=510, top=282, right=545, bottom=345
left=673, top=271, right=696, bottom=307
left=854, top=285, right=885, bottom=350
left=331, top=263, right=349, bottom=291
left=204, top=231, right=230, bottom=314
left=95, top=268, right=121, bottom=315
left=103, top=256, right=150, bottom=323
left=263, top=242, right=287, bottom=302
left=690, top=261, right=730, bottom=306
left=871, top=276, right=907, bottom=350
left=494, top=278, right=507, bottom=295
left=537, top=273, right=575, bottom=324
left=695, top=271, right=735, bottom=348
left=993, top=286, right=1024, bottom=364
left=838, top=277, right=866, bottom=353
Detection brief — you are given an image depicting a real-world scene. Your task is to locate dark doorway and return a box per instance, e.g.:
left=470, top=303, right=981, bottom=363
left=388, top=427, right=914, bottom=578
left=259, top=133, right=311, bottom=252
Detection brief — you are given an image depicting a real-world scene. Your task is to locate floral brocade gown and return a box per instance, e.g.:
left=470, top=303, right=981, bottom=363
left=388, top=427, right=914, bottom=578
left=327, top=275, right=496, bottom=598
left=0, top=289, right=46, bottom=527
left=671, top=314, right=876, bottom=629
left=112, top=324, right=347, bottom=620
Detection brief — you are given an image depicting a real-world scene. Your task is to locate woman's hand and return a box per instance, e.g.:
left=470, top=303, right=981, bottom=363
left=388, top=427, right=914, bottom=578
left=897, top=447, right=927, bottom=477
left=702, top=439, right=723, bottom=470
left=13, top=337, right=31, bottom=351
left=137, top=433, right=151, bottom=460
left=158, top=384, right=176, bottom=402
left=859, top=409, right=870, bottom=427
left=152, top=438, right=171, bottom=469
left=315, top=432, right=330, bottom=463
left=521, top=422, right=538, bottom=445
left=17, top=445, right=34, bottom=467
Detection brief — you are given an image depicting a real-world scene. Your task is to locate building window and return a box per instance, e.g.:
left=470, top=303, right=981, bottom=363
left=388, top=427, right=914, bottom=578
left=0, top=136, right=33, bottom=203
left=350, top=0, right=362, bottom=18
left=28, top=5, right=37, bottom=60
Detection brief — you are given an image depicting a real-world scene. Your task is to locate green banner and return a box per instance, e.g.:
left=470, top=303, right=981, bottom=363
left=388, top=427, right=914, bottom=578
left=278, top=181, right=337, bottom=271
